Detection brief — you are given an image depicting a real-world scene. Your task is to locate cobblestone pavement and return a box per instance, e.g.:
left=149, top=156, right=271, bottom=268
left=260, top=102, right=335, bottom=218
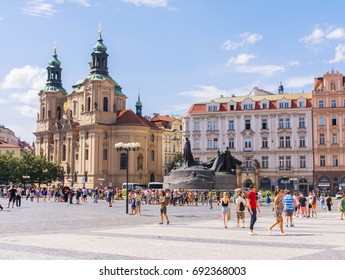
left=0, top=197, right=344, bottom=260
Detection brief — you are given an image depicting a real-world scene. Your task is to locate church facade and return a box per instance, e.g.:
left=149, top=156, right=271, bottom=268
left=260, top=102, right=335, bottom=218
left=34, top=32, right=163, bottom=188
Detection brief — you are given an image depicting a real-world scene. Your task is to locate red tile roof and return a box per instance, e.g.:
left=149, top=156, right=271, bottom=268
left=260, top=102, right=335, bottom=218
left=116, top=109, right=160, bottom=129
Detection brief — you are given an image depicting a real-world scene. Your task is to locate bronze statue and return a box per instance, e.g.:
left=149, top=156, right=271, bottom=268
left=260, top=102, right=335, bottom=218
left=183, top=137, right=196, bottom=167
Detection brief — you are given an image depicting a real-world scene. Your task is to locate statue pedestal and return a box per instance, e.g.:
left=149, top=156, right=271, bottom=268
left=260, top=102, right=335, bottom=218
left=213, top=172, right=238, bottom=190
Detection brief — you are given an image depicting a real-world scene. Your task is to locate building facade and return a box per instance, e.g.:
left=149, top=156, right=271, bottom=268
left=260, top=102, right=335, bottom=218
left=312, top=71, right=345, bottom=195
left=151, top=115, right=183, bottom=176
left=0, top=125, right=20, bottom=146
left=34, top=32, right=163, bottom=188
left=183, top=87, right=314, bottom=193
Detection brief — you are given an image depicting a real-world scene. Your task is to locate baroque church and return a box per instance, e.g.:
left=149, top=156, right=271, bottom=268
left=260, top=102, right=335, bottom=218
left=34, top=31, right=163, bottom=188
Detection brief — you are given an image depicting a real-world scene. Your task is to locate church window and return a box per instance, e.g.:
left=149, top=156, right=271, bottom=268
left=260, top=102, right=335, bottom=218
left=103, top=97, right=108, bottom=112
left=62, top=145, right=66, bottom=161
left=57, top=106, right=62, bottom=120
left=103, top=149, right=108, bottom=160
left=87, top=97, right=91, bottom=112
left=120, top=153, right=127, bottom=169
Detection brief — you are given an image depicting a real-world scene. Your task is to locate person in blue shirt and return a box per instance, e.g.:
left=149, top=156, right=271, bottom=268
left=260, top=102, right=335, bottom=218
left=283, top=191, right=296, bottom=227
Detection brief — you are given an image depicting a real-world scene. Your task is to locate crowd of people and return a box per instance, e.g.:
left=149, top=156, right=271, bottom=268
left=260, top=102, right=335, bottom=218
left=1, top=184, right=345, bottom=230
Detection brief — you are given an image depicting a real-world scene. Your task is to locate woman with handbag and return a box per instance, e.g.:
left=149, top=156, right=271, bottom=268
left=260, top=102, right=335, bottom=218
left=326, top=194, right=333, bottom=212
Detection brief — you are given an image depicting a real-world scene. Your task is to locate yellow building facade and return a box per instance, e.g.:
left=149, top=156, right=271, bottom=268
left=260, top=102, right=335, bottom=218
left=34, top=32, right=163, bottom=188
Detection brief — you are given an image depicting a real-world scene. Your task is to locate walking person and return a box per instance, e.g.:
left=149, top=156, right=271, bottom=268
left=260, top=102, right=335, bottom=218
left=159, top=190, right=170, bottom=225
left=338, top=194, right=345, bottom=220
left=93, top=187, right=99, bottom=203
left=320, top=193, right=326, bottom=211
left=135, top=189, right=141, bottom=215
left=247, top=185, right=260, bottom=236
left=326, top=195, right=333, bottom=211
left=16, top=185, right=22, bottom=207
left=299, top=193, right=307, bottom=217
left=221, top=192, right=231, bottom=228
left=208, top=190, right=213, bottom=209
left=283, top=191, right=296, bottom=227
left=268, top=189, right=285, bottom=235
left=8, top=186, right=17, bottom=208
left=235, top=191, right=246, bottom=228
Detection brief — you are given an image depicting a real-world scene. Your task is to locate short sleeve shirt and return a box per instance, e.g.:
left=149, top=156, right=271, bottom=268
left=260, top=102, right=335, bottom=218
left=247, top=191, right=257, bottom=209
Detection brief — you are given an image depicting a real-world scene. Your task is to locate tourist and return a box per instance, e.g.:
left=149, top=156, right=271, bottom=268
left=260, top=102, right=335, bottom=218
left=208, top=190, right=213, bottom=209
left=42, top=187, right=48, bottom=202
left=247, top=185, right=260, bottom=235
left=93, top=187, right=99, bottom=203
left=299, top=193, right=307, bottom=217
left=319, top=193, right=326, bottom=211
left=76, top=188, right=81, bottom=204
left=268, top=189, right=285, bottom=235
left=311, top=191, right=318, bottom=217
left=266, top=192, right=271, bottom=206
left=293, top=192, right=300, bottom=217
left=82, top=186, right=88, bottom=203
left=283, top=190, right=295, bottom=227
left=16, top=185, right=22, bottom=207
left=29, top=187, right=35, bottom=202
left=338, top=194, right=345, bottom=220
left=135, top=189, right=141, bottom=215
left=130, top=191, right=136, bottom=215
left=159, top=190, right=169, bottom=225
left=235, top=191, right=246, bottom=228
left=258, top=191, right=263, bottom=206
left=36, top=187, right=41, bottom=203
left=8, top=186, right=16, bottom=208
left=326, top=195, right=333, bottom=211
left=221, top=192, right=230, bottom=228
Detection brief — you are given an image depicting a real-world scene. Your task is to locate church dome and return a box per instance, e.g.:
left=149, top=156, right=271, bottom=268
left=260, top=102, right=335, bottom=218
left=93, top=36, right=107, bottom=53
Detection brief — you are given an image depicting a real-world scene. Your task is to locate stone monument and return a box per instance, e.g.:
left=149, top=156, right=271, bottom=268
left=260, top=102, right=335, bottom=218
left=164, top=138, right=242, bottom=190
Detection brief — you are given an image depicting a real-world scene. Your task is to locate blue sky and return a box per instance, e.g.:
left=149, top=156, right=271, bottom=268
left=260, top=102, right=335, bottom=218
left=1, top=0, right=345, bottom=142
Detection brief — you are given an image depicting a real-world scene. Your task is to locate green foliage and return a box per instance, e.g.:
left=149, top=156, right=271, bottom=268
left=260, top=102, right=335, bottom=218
left=0, top=151, right=63, bottom=185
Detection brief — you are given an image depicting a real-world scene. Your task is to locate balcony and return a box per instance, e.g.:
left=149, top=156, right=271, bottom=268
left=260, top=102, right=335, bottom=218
left=243, top=148, right=252, bottom=152
left=279, top=167, right=291, bottom=171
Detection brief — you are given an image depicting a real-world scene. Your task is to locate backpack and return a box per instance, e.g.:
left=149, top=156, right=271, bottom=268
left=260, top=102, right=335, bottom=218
left=239, top=200, right=245, bottom=211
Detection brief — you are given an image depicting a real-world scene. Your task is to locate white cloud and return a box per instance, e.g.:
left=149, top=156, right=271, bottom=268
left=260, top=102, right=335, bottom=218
left=288, top=60, right=300, bottom=66
left=14, top=105, right=38, bottom=118
left=56, top=0, right=91, bottom=6
left=329, top=44, right=345, bottom=63
left=226, top=53, right=256, bottom=65
left=240, top=32, right=263, bottom=44
left=175, top=85, right=228, bottom=101
left=122, top=0, right=168, bottom=8
left=0, top=98, right=6, bottom=104
left=1, top=65, right=46, bottom=90
left=22, top=0, right=57, bottom=18
left=236, top=64, right=285, bottom=77
left=284, top=76, right=314, bottom=88
left=326, top=27, right=345, bottom=40
left=300, top=27, right=324, bottom=45
left=222, top=32, right=263, bottom=51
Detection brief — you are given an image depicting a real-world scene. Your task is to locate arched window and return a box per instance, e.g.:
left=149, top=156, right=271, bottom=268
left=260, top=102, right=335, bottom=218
left=42, top=107, right=45, bottom=120
left=85, top=149, right=89, bottom=160
left=57, top=106, right=62, bottom=120
left=150, top=173, right=155, bottom=182
left=260, top=178, right=271, bottom=191
left=103, top=97, right=108, bottom=112
left=62, top=145, right=66, bottom=161
left=103, top=149, right=108, bottom=160
left=150, top=150, right=155, bottom=161
left=120, top=153, right=127, bottom=169
left=244, top=179, right=253, bottom=188
left=87, top=97, right=91, bottom=112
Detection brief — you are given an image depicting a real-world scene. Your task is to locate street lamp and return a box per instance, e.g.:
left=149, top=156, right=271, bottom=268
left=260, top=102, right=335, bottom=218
left=114, top=142, right=140, bottom=214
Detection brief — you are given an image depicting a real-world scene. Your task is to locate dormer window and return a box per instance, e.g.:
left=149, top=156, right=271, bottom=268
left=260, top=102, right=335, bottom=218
left=243, top=104, right=253, bottom=110
left=228, top=101, right=236, bottom=111
left=298, top=98, right=306, bottom=108
left=278, top=101, right=290, bottom=108
left=207, top=101, right=219, bottom=112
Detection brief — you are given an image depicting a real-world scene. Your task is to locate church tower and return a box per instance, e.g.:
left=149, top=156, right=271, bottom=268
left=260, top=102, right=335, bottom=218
left=35, top=47, right=67, bottom=160
left=136, top=93, right=143, bottom=117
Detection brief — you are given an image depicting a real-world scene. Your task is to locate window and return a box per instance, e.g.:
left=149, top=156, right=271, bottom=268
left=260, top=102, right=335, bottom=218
left=279, top=136, right=285, bottom=148
left=299, top=100, right=305, bottom=107
left=229, top=104, right=235, bottom=110
left=262, top=103, right=268, bottom=109
left=85, top=149, right=89, bottom=160
left=261, top=119, right=268, bottom=129
left=207, top=138, right=218, bottom=149
left=194, top=139, right=200, bottom=149
left=87, top=97, right=91, bottom=111
left=319, top=100, right=324, bottom=108
left=285, top=118, right=291, bottom=129
left=57, top=106, right=62, bottom=120
left=319, top=115, right=325, bottom=126
left=299, top=117, right=305, bottom=128
left=262, top=156, right=269, bottom=169
left=244, top=137, right=252, bottom=150
left=150, top=150, right=155, bottom=161
left=332, top=116, right=337, bottom=125
left=279, top=156, right=284, bottom=168
left=300, top=156, right=306, bottom=168
left=262, top=136, right=268, bottom=148
left=120, top=153, right=127, bottom=169
left=208, top=105, right=217, bottom=111
left=332, top=133, right=338, bottom=144
left=279, top=118, right=284, bottom=129
left=286, top=156, right=291, bottom=169
left=228, top=137, right=235, bottom=149
left=185, top=121, right=189, bottom=131
left=344, top=99, right=345, bottom=107
left=299, top=135, right=306, bottom=147
left=207, top=121, right=218, bottom=131
left=319, top=134, right=325, bottom=145
left=103, top=149, right=108, bottom=160
left=333, top=155, right=339, bottom=167
left=103, top=97, right=108, bottom=112
left=320, top=155, right=326, bottom=167
left=245, top=119, right=251, bottom=130
left=62, top=145, right=66, bottom=161
left=279, top=102, right=289, bottom=108
left=245, top=156, right=253, bottom=169
left=229, top=120, right=235, bottom=130
left=285, top=136, right=291, bottom=148
left=243, top=104, right=253, bottom=110
left=332, top=100, right=337, bottom=108
left=193, top=121, right=200, bottom=131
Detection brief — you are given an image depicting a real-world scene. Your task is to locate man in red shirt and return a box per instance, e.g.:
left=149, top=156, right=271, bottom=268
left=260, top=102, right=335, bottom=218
left=247, top=185, right=260, bottom=235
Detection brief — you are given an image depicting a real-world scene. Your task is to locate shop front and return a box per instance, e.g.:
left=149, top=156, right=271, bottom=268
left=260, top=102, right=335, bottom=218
left=260, top=178, right=271, bottom=191
left=277, top=177, right=294, bottom=190
left=317, top=176, right=331, bottom=196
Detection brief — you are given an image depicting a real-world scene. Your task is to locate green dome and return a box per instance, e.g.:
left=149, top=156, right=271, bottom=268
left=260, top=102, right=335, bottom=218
left=136, top=99, right=143, bottom=107
left=48, top=54, right=61, bottom=67
left=93, top=36, right=107, bottom=53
